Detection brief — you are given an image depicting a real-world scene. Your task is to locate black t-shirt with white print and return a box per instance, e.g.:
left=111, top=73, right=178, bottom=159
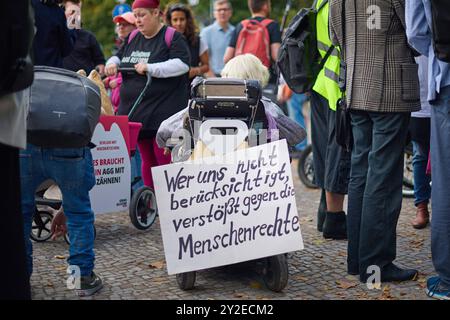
left=117, top=26, right=190, bottom=138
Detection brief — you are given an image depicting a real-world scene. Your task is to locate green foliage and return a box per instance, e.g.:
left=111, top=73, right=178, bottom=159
left=81, top=0, right=314, bottom=57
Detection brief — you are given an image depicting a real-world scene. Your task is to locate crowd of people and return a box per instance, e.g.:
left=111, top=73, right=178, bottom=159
left=0, top=0, right=449, bottom=300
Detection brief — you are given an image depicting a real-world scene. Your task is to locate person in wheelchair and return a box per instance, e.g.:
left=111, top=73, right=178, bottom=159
left=156, top=53, right=306, bottom=160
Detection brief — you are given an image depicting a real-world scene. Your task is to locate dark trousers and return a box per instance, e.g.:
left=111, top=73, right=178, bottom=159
left=347, top=111, right=410, bottom=276
left=0, top=143, right=31, bottom=299
left=311, top=91, right=327, bottom=190
left=311, top=91, right=350, bottom=194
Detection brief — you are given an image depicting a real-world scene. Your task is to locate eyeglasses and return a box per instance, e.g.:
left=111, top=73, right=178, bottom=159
left=116, top=22, right=132, bottom=27
left=214, top=8, right=230, bottom=13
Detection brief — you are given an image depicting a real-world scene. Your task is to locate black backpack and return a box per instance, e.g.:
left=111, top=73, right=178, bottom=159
left=277, top=0, right=334, bottom=94
left=431, top=0, right=450, bottom=63
left=0, top=0, right=35, bottom=96
left=27, top=67, right=101, bottom=148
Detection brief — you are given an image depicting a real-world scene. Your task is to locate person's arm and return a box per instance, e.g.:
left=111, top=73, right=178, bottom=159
left=405, top=0, right=430, bottom=56
left=135, top=59, right=190, bottom=78
left=223, top=25, right=239, bottom=64
left=198, top=51, right=210, bottom=75
left=200, top=28, right=215, bottom=77
left=328, top=0, right=342, bottom=48
left=190, top=52, right=209, bottom=79
left=190, top=38, right=210, bottom=78
left=270, top=43, right=280, bottom=63
left=268, top=21, right=282, bottom=63
left=393, top=0, right=407, bottom=32
left=223, top=47, right=235, bottom=64
left=59, top=11, right=74, bottom=58
left=90, top=33, right=106, bottom=76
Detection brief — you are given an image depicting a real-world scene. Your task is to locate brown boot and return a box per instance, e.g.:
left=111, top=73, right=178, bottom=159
left=412, top=202, right=430, bottom=229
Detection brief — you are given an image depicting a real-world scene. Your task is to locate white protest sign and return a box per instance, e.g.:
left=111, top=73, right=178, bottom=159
left=89, top=122, right=131, bottom=214
left=152, top=139, right=303, bottom=275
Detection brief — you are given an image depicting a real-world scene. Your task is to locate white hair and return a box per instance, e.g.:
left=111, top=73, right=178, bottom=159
left=221, top=54, right=270, bottom=87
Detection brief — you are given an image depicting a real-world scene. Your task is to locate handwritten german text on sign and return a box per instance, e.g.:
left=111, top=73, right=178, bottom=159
left=152, top=140, right=304, bottom=275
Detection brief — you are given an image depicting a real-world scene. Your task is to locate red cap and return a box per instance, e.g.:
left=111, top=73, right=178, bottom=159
left=113, top=12, right=136, bottom=25
left=132, top=0, right=160, bottom=10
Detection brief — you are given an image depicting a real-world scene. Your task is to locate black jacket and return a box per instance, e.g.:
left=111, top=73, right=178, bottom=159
left=32, top=0, right=74, bottom=68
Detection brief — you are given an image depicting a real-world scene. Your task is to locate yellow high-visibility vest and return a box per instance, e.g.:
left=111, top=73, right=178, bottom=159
left=312, top=0, right=342, bottom=111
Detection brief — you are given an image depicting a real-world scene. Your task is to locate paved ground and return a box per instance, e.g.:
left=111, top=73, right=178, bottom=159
left=30, top=160, right=434, bottom=300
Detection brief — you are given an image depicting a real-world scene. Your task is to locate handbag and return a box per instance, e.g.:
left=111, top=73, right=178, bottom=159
left=335, top=92, right=352, bottom=152
left=334, top=0, right=353, bottom=152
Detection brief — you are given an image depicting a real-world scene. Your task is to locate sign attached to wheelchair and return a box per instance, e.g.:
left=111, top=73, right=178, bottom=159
left=152, top=139, right=304, bottom=275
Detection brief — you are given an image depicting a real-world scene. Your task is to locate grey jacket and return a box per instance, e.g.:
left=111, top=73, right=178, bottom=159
left=329, top=0, right=421, bottom=113
left=156, top=98, right=306, bottom=150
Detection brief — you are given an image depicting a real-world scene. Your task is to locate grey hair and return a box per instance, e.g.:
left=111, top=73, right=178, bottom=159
left=214, top=0, right=232, bottom=10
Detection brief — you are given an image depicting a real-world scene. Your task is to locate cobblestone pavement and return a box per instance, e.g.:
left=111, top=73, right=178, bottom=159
left=30, top=160, right=434, bottom=300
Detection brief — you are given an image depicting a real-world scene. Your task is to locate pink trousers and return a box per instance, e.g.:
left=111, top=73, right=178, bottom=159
left=137, top=138, right=171, bottom=189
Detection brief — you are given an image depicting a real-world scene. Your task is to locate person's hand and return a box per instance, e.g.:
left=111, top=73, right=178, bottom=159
left=109, top=78, right=118, bottom=89
left=66, top=5, right=81, bottom=30
left=189, top=67, right=201, bottom=79
left=96, top=64, right=105, bottom=78
left=163, top=147, right=171, bottom=156
left=205, top=70, right=216, bottom=78
left=51, top=208, right=67, bottom=241
left=105, top=64, right=118, bottom=77
left=134, top=63, right=148, bottom=75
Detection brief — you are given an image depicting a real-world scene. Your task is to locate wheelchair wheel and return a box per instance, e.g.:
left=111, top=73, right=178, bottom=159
left=262, top=254, right=289, bottom=292
left=129, top=186, right=157, bottom=230
left=64, top=225, right=96, bottom=245
left=176, top=271, right=196, bottom=290
left=30, top=211, right=53, bottom=242
left=297, top=145, right=318, bottom=189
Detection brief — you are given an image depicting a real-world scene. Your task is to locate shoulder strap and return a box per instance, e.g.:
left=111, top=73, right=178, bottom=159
left=165, top=26, right=176, bottom=48
left=316, top=0, right=329, bottom=12
left=318, top=45, right=335, bottom=71
left=241, top=19, right=251, bottom=28
left=128, top=27, right=175, bottom=48
left=127, top=29, right=139, bottom=44
left=261, top=18, right=274, bottom=27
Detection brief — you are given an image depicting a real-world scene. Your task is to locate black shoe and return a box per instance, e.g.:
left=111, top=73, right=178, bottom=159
left=317, top=190, right=327, bottom=232
left=380, top=263, right=418, bottom=282
left=360, top=263, right=418, bottom=283
left=348, top=267, right=359, bottom=276
left=323, top=211, right=347, bottom=240
left=75, top=271, right=103, bottom=297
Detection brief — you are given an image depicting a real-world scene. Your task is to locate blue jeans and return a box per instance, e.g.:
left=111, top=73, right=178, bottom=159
left=412, top=140, right=431, bottom=206
left=20, top=144, right=96, bottom=277
left=347, top=111, right=410, bottom=276
left=287, top=93, right=308, bottom=151
left=430, top=86, right=450, bottom=287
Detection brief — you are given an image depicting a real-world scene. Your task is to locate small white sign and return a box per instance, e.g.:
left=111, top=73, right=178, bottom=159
left=89, top=123, right=131, bottom=214
left=152, top=140, right=303, bottom=275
